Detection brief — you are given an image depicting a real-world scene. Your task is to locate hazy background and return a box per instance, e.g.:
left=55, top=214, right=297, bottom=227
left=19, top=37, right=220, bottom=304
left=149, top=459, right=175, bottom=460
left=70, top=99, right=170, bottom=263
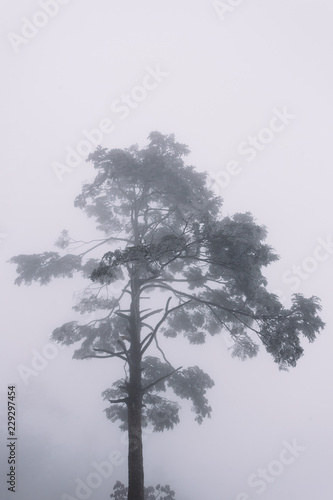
left=1, top=1, right=333, bottom=499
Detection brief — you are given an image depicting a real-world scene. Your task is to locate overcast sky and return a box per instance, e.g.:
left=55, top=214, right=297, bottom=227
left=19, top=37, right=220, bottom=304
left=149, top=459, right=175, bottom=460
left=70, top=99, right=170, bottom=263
left=1, top=1, right=333, bottom=499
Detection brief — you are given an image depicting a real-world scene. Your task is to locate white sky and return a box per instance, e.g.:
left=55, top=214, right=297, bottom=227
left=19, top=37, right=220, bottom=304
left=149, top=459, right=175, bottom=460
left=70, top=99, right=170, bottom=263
left=1, top=1, right=333, bottom=499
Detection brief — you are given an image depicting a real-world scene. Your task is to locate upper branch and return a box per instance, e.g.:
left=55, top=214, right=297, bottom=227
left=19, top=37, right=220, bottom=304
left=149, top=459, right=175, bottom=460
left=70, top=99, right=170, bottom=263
left=140, top=297, right=192, bottom=355
left=108, top=397, right=129, bottom=404
left=142, top=366, right=182, bottom=394
left=77, top=236, right=132, bottom=257
left=82, top=347, right=127, bottom=362
left=140, top=281, right=259, bottom=321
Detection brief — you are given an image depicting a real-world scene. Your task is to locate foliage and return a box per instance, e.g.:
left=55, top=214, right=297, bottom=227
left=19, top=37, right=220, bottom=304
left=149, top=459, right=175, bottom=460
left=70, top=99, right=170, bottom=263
left=10, top=131, right=325, bottom=500
left=9, top=131, right=325, bottom=425
left=110, top=480, right=176, bottom=500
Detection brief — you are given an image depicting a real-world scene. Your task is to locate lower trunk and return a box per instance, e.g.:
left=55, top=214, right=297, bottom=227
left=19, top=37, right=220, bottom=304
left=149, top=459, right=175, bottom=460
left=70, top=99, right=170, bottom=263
left=127, top=392, right=144, bottom=500
left=128, top=274, right=144, bottom=500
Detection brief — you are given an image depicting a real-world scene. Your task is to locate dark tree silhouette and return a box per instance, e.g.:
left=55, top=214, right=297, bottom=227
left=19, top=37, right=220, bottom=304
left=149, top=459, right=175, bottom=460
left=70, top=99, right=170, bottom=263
left=10, top=132, right=324, bottom=500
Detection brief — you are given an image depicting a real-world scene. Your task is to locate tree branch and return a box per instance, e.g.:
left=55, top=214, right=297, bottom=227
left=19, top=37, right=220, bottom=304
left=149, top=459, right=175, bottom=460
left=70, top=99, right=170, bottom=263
left=108, top=397, right=129, bottom=404
left=82, top=354, right=114, bottom=360
left=115, top=311, right=131, bottom=320
left=140, top=308, right=163, bottom=321
left=94, top=347, right=128, bottom=359
left=82, top=347, right=127, bottom=362
left=142, top=366, right=182, bottom=394
left=154, top=335, right=173, bottom=368
left=77, top=236, right=132, bottom=257
left=140, top=328, right=153, bottom=349
left=117, top=339, right=131, bottom=364
left=141, top=281, right=258, bottom=321
left=140, top=298, right=192, bottom=355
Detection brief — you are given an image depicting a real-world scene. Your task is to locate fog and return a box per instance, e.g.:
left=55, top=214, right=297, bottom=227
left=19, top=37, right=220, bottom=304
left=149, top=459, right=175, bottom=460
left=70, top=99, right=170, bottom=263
left=1, top=1, right=333, bottom=499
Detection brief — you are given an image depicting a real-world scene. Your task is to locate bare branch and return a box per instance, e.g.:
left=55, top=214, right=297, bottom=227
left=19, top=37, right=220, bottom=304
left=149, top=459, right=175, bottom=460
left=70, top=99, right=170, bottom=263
left=92, top=347, right=128, bottom=362
left=154, top=335, right=173, bottom=368
left=140, top=308, right=163, bottom=321
left=77, top=236, right=132, bottom=257
left=115, top=311, right=131, bottom=320
left=108, top=397, right=129, bottom=404
left=117, top=339, right=131, bottom=364
left=140, top=297, right=171, bottom=353
left=141, top=297, right=192, bottom=355
left=141, top=281, right=259, bottom=321
left=142, top=366, right=182, bottom=394
left=140, top=329, right=153, bottom=350
left=82, top=354, right=114, bottom=360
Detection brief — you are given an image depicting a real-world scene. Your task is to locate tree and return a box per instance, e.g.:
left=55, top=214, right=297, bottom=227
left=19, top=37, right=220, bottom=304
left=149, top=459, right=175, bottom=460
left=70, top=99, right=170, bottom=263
left=10, top=132, right=324, bottom=500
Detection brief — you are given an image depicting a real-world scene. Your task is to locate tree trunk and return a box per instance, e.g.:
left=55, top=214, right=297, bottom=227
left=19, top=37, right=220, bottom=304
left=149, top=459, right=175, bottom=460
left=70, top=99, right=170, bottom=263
left=127, top=385, right=144, bottom=500
left=127, top=273, right=144, bottom=500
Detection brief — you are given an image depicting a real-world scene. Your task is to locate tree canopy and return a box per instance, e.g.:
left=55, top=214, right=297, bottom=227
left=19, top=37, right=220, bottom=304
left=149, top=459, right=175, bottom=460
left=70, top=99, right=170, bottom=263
left=10, top=131, right=325, bottom=499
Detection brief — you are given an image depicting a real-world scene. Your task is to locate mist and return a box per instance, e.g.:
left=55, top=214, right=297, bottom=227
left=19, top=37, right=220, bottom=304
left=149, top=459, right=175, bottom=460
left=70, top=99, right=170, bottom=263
left=1, top=1, right=333, bottom=499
